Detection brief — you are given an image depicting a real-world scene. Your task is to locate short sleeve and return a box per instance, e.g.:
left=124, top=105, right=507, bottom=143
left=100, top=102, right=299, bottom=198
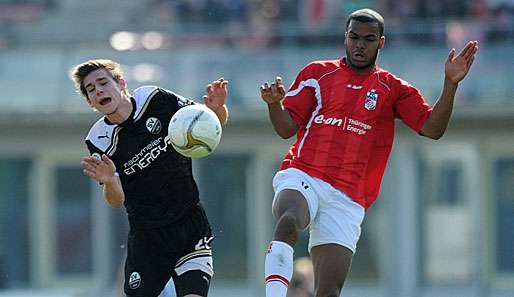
left=84, top=140, right=108, bottom=185
left=393, top=78, right=432, bottom=133
left=158, top=88, right=196, bottom=108
left=282, top=64, right=317, bottom=127
left=85, top=140, right=104, bottom=160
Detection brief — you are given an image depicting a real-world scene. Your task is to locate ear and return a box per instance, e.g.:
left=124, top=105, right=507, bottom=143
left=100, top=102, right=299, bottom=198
left=378, top=36, right=385, bottom=49
left=119, top=78, right=127, bottom=90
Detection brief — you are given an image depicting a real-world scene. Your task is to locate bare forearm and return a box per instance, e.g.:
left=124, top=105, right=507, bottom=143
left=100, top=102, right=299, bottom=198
left=103, top=177, right=125, bottom=208
left=422, top=40, right=478, bottom=139
left=213, top=104, right=228, bottom=127
left=421, top=78, right=458, bottom=139
left=268, top=102, right=298, bottom=139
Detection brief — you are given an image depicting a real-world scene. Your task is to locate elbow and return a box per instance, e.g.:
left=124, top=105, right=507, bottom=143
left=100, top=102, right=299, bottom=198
left=106, top=195, right=124, bottom=208
left=277, top=128, right=296, bottom=139
left=420, top=123, right=446, bottom=140
left=421, top=130, right=445, bottom=140
left=278, top=133, right=294, bottom=139
left=275, top=122, right=298, bottom=139
left=107, top=199, right=124, bottom=208
left=428, top=134, right=443, bottom=140
left=109, top=201, right=124, bottom=208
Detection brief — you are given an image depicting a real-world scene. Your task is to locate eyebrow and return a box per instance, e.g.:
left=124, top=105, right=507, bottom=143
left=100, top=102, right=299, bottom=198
left=348, top=30, right=378, bottom=38
left=85, top=77, right=108, bottom=90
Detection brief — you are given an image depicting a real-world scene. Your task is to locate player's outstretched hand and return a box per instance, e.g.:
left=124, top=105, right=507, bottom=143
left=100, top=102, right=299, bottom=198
left=81, top=154, right=118, bottom=184
left=203, top=77, right=228, bottom=111
left=445, top=40, right=478, bottom=84
left=261, top=77, right=286, bottom=105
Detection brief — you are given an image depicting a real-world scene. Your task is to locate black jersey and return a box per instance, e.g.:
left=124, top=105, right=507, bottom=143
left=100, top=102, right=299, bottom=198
left=85, top=86, right=200, bottom=229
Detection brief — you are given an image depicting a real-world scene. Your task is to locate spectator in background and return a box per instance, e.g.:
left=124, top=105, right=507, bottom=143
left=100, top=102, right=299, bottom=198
left=243, top=0, right=280, bottom=48
left=287, top=257, right=314, bottom=297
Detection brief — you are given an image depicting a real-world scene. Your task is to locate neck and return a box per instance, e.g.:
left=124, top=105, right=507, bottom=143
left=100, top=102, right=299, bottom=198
left=353, top=65, right=375, bottom=75
left=344, top=53, right=378, bottom=75
left=346, top=59, right=375, bottom=75
left=106, top=96, right=133, bottom=124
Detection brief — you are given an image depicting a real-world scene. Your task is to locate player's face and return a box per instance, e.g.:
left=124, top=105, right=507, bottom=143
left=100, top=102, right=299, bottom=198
left=83, top=68, right=126, bottom=115
left=344, top=20, right=385, bottom=72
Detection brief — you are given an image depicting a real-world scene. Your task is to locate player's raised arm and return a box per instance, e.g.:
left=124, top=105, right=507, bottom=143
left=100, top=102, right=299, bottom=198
left=203, top=77, right=229, bottom=127
left=261, top=77, right=298, bottom=139
left=420, top=40, right=479, bottom=139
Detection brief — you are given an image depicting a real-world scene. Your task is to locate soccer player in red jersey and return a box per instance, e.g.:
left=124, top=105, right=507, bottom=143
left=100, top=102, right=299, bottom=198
left=260, top=8, right=478, bottom=297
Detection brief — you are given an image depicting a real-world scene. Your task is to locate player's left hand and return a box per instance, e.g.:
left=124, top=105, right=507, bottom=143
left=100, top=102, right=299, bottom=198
left=444, top=40, right=478, bottom=84
left=203, top=77, right=228, bottom=111
left=81, top=154, right=118, bottom=184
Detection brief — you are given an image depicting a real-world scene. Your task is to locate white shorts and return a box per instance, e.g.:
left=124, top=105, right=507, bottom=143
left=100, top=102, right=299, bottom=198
left=272, top=168, right=365, bottom=253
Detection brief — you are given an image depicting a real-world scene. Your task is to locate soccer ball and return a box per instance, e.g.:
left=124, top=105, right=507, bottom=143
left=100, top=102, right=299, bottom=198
left=168, top=104, right=222, bottom=158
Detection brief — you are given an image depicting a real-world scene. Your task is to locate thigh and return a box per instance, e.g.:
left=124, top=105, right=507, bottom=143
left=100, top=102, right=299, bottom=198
left=172, top=205, right=214, bottom=297
left=308, top=186, right=365, bottom=253
left=173, top=269, right=212, bottom=297
left=124, top=230, right=174, bottom=297
left=272, top=168, right=320, bottom=228
left=273, top=189, right=311, bottom=228
left=310, top=244, right=353, bottom=297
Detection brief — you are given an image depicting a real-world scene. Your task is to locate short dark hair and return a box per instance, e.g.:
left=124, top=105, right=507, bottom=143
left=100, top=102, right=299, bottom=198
left=345, top=8, right=384, bottom=37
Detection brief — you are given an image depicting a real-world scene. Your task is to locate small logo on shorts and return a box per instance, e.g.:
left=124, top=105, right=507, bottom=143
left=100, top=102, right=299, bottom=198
left=129, top=272, right=141, bottom=289
left=195, top=236, right=213, bottom=250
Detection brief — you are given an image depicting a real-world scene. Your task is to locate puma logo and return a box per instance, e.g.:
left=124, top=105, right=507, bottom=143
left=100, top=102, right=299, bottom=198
left=98, top=131, right=110, bottom=139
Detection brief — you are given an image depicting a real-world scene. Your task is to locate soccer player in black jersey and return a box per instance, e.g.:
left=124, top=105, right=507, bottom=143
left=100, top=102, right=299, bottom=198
left=70, top=59, right=228, bottom=297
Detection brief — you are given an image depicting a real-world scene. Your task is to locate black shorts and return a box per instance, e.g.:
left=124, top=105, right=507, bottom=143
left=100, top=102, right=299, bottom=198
left=124, top=203, right=214, bottom=297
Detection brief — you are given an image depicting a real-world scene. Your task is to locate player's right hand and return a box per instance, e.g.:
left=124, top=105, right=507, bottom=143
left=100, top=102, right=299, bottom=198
left=260, top=77, right=286, bottom=105
left=81, top=154, right=118, bottom=184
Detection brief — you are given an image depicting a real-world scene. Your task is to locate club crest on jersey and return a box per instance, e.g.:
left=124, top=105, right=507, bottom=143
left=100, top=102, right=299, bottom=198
left=364, top=89, right=378, bottom=111
left=146, top=117, right=162, bottom=134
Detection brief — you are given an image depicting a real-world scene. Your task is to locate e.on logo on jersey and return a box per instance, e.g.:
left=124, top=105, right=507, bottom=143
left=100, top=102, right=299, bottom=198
left=313, top=114, right=344, bottom=126
left=313, top=114, right=373, bottom=136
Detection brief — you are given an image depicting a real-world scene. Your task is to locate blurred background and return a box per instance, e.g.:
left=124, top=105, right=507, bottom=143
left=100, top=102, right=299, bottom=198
left=0, top=0, right=513, bottom=296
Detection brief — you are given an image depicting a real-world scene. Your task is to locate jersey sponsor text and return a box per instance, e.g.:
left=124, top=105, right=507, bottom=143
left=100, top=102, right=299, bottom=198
left=123, top=136, right=170, bottom=175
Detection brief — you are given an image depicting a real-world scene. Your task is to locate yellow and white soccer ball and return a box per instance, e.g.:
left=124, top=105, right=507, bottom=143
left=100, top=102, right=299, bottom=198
left=168, top=104, right=222, bottom=158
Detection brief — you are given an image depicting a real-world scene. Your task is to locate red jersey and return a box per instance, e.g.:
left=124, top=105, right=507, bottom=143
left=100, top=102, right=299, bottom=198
left=280, top=58, right=432, bottom=209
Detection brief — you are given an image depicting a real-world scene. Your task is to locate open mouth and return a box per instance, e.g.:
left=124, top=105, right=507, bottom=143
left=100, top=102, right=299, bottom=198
left=99, top=97, right=112, bottom=105
left=353, top=52, right=366, bottom=61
